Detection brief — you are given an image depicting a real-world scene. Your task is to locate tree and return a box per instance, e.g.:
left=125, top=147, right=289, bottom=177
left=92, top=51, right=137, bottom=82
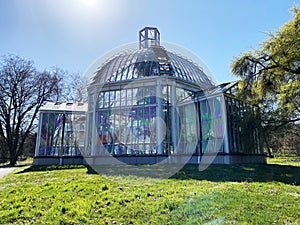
left=0, top=55, right=61, bottom=166
left=59, top=70, right=89, bottom=103
left=268, top=123, right=300, bottom=156
left=0, top=136, right=9, bottom=163
left=231, top=7, right=300, bottom=155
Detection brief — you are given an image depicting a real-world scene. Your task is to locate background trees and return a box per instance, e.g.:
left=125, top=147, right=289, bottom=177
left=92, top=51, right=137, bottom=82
left=0, top=55, right=61, bottom=166
left=0, top=55, right=89, bottom=166
left=231, top=7, right=300, bottom=156
left=59, top=70, right=89, bottom=103
left=0, top=54, right=89, bottom=166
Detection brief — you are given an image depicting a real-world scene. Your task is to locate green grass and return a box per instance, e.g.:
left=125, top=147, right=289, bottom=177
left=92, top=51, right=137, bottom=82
left=0, top=157, right=299, bottom=224
left=0, top=157, right=33, bottom=168
left=268, top=156, right=300, bottom=167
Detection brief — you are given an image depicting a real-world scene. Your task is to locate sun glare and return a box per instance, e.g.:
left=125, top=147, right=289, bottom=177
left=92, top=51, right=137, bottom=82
left=76, top=0, right=118, bottom=16
left=81, top=0, right=97, bottom=7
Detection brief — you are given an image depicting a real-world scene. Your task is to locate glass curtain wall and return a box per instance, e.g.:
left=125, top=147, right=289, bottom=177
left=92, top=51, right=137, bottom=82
left=38, top=112, right=85, bottom=156
left=93, top=85, right=228, bottom=157
left=95, top=85, right=203, bottom=156
left=176, top=87, right=198, bottom=154
left=225, top=96, right=262, bottom=154
left=200, top=97, right=224, bottom=154
left=95, top=86, right=158, bottom=155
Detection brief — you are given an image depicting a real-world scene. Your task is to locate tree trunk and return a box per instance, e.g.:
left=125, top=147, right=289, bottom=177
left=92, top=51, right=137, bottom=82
left=263, top=132, right=274, bottom=158
left=9, top=147, right=18, bottom=166
left=9, top=157, right=17, bottom=166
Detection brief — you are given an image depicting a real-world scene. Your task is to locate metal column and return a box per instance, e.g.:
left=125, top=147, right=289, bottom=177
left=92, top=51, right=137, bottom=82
left=156, top=80, right=164, bottom=154
left=171, top=84, right=178, bottom=154
left=34, top=112, right=43, bottom=156
left=222, top=95, right=230, bottom=153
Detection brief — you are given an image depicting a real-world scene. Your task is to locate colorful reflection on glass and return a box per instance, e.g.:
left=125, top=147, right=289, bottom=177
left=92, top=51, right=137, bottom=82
left=200, top=97, right=224, bottom=153
left=38, top=113, right=85, bottom=156
left=95, top=87, right=159, bottom=155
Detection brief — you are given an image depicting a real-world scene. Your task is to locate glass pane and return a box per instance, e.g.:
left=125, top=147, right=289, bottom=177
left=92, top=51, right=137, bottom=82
left=98, top=92, right=104, bottom=108
left=132, top=88, right=138, bottom=105
left=109, top=91, right=115, bottom=107
left=126, top=89, right=132, bottom=106
left=103, top=92, right=110, bottom=108
left=137, top=88, right=144, bottom=105
left=150, top=87, right=156, bottom=104
left=121, top=89, right=126, bottom=106
left=115, top=90, right=120, bottom=107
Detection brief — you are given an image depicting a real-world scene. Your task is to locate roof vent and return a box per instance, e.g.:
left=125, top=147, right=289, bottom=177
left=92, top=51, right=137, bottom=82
left=139, top=27, right=160, bottom=49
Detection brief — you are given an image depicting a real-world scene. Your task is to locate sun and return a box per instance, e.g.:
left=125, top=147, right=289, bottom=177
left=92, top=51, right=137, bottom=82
left=82, top=0, right=97, bottom=7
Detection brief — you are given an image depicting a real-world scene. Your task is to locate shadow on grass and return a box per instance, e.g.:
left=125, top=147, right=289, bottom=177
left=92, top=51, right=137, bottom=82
left=86, top=163, right=300, bottom=185
left=16, top=163, right=299, bottom=185
left=17, top=165, right=86, bottom=174
left=170, top=163, right=300, bottom=185
left=0, top=162, right=33, bottom=168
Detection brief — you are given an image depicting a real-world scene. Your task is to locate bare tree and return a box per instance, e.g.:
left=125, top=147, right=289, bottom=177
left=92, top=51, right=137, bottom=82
left=74, top=75, right=89, bottom=103
left=59, top=70, right=89, bottom=103
left=0, top=136, right=9, bottom=163
left=0, top=55, right=61, bottom=166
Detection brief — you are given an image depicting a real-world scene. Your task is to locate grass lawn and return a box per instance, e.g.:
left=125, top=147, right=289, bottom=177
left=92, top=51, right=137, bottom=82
left=0, top=157, right=299, bottom=224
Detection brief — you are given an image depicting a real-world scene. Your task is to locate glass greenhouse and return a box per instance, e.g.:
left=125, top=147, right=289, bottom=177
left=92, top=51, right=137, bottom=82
left=34, top=27, right=266, bottom=165
left=34, top=102, right=87, bottom=165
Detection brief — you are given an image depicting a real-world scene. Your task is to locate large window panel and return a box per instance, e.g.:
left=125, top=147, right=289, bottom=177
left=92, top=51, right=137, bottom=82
left=96, top=87, right=158, bottom=156
left=38, top=112, right=84, bottom=156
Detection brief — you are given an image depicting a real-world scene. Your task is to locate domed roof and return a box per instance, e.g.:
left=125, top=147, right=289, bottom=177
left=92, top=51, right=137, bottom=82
left=91, top=27, right=214, bottom=89
left=92, top=46, right=213, bottom=88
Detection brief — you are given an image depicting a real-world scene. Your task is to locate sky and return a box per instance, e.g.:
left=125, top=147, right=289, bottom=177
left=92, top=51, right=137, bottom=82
left=0, top=0, right=299, bottom=84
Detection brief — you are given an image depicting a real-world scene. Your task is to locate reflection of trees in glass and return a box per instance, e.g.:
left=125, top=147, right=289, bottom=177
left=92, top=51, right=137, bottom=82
left=39, top=113, right=82, bottom=156
left=40, top=113, right=63, bottom=156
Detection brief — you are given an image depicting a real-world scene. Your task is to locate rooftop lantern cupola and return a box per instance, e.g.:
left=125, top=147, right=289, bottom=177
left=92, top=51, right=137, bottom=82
left=139, top=27, right=160, bottom=49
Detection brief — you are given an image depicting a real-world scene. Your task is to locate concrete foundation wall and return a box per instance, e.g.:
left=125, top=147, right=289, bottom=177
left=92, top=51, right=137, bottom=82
left=34, top=154, right=266, bottom=166
left=33, top=156, right=84, bottom=166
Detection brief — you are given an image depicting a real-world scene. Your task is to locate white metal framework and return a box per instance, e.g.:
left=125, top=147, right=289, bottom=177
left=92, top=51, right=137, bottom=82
left=35, top=102, right=87, bottom=157
left=85, top=27, right=229, bottom=162
left=34, top=27, right=265, bottom=165
left=91, top=47, right=214, bottom=89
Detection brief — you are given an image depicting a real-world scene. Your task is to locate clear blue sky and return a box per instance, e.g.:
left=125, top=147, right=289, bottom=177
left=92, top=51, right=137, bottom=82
left=0, top=0, right=298, bottom=83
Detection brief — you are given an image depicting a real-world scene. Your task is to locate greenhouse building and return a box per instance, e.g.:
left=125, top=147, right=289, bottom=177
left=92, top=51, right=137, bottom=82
left=34, top=27, right=266, bottom=165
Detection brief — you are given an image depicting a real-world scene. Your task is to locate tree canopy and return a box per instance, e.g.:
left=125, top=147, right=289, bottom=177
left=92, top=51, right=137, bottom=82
left=0, top=55, right=62, bottom=165
left=0, top=54, right=89, bottom=165
left=231, top=7, right=300, bottom=129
